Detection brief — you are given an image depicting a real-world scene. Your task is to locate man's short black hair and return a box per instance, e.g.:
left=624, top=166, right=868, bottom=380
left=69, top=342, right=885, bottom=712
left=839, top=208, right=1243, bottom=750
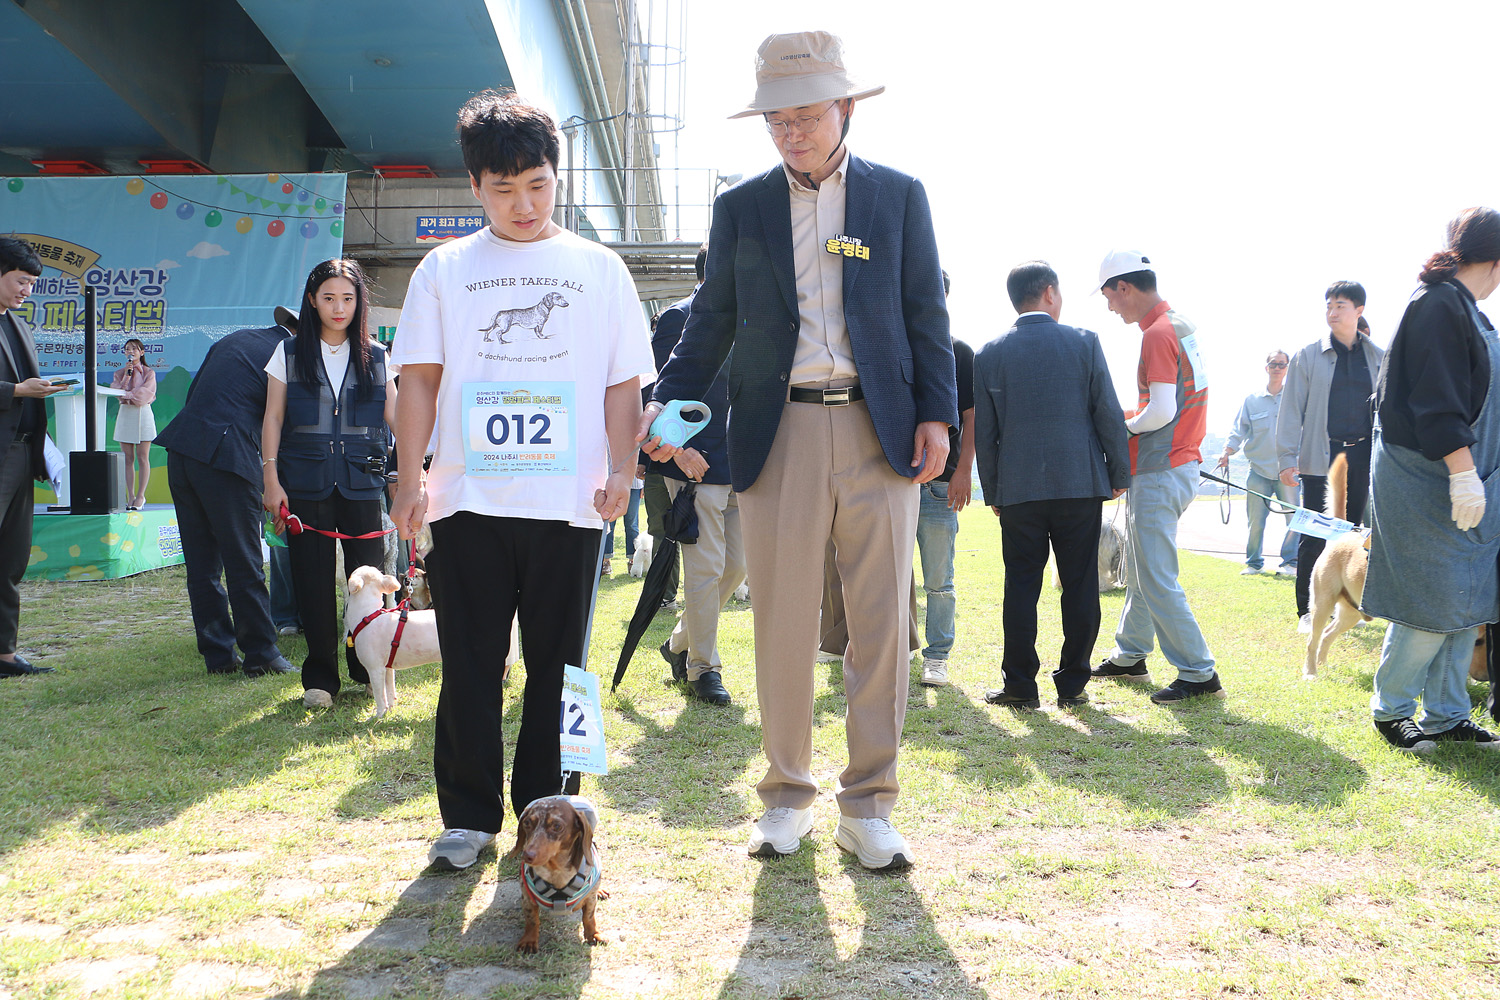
left=0, top=237, right=43, bottom=277
left=1102, top=269, right=1156, bottom=294
left=1007, top=260, right=1058, bottom=311
left=1325, top=280, right=1366, bottom=308
left=695, top=243, right=708, bottom=283
left=457, top=89, right=560, bottom=183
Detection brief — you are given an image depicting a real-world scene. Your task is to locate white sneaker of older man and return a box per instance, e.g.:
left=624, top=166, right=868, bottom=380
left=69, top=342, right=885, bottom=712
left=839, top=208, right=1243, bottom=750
left=835, top=815, right=913, bottom=870
left=428, top=828, right=496, bottom=870
left=747, top=806, right=813, bottom=857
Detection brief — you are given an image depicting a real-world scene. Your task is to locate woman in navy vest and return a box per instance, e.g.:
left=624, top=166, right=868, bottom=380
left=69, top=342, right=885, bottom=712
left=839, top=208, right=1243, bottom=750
left=262, top=259, right=397, bottom=709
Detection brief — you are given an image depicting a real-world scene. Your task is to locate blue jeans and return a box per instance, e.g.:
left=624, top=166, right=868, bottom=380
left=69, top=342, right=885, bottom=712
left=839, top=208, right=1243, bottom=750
left=1112, top=462, right=1217, bottom=681
left=1371, top=623, right=1477, bottom=731
left=1244, top=471, right=1298, bottom=570
left=268, top=540, right=299, bottom=631
left=915, top=480, right=958, bottom=660
left=605, top=487, right=642, bottom=559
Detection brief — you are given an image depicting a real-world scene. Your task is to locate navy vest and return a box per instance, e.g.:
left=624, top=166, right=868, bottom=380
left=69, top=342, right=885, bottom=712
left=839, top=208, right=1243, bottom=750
left=277, top=339, right=389, bottom=501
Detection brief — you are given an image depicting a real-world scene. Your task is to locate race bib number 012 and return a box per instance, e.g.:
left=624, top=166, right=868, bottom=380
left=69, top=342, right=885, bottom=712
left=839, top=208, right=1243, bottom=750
left=462, top=381, right=575, bottom=476
left=560, top=665, right=608, bottom=774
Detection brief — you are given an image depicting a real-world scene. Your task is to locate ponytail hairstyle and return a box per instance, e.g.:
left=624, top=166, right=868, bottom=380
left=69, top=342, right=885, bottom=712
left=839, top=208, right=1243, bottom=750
left=1420, top=207, right=1500, bottom=284
left=1356, top=316, right=1370, bottom=336
left=296, top=258, right=375, bottom=396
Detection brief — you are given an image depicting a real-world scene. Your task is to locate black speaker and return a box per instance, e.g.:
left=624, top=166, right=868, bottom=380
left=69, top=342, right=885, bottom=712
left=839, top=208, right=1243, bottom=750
left=70, top=451, right=126, bottom=514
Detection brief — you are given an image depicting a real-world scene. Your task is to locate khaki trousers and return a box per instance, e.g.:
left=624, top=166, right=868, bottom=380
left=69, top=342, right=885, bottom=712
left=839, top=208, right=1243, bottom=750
left=737, top=399, right=918, bottom=819
left=665, top=480, right=746, bottom=680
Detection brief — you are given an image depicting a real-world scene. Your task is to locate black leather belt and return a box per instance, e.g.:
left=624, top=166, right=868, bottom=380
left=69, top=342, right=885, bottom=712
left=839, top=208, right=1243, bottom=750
left=789, top=384, right=863, bottom=406
left=1330, top=436, right=1368, bottom=447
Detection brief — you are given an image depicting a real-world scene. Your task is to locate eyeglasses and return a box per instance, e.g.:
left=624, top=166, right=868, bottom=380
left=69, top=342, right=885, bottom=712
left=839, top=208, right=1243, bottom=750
left=1266, top=362, right=1288, bottom=369
left=764, top=104, right=836, bottom=137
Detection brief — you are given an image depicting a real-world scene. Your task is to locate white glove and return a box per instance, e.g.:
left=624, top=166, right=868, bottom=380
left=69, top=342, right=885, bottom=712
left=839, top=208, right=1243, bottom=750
left=1449, top=468, right=1486, bottom=531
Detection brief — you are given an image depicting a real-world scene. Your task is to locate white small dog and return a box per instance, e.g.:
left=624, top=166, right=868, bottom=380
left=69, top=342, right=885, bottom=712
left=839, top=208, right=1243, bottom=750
left=345, top=565, right=442, bottom=718
left=630, top=532, right=653, bottom=578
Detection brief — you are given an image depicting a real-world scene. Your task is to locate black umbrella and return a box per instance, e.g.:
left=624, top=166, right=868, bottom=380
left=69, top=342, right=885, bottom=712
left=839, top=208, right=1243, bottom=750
left=611, top=481, right=698, bottom=692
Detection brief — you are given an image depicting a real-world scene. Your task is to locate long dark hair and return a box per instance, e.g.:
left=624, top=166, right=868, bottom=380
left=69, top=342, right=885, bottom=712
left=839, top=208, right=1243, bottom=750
left=1420, top=207, right=1500, bottom=284
left=295, top=258, right=375, bottom=395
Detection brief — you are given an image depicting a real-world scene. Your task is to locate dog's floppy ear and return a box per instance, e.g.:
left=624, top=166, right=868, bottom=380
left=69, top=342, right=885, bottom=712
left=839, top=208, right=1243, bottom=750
left=347, top=572, right=365, bottom=594
left=513, top=806, right=535, bottom=858
left=567, top=807, right=587, bottom=873
left=380, top=573, right=401, bottom=595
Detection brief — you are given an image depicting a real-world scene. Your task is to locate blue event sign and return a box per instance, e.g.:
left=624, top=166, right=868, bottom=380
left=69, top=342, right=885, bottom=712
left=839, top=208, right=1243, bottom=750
left=2, top=172, right=347, bottom=377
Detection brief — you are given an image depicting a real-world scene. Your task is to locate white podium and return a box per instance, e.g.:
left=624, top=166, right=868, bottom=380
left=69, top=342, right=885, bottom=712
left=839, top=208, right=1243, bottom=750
left=49, top=377, right=124, bottom=506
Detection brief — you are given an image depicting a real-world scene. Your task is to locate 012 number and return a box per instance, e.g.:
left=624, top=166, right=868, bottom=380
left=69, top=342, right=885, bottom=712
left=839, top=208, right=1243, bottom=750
left=486, top=412, right=552, bottom=446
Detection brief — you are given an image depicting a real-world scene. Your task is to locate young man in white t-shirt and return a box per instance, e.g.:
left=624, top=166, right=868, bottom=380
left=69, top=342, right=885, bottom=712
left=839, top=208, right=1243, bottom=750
left=390, top=90, right=654, bottom=871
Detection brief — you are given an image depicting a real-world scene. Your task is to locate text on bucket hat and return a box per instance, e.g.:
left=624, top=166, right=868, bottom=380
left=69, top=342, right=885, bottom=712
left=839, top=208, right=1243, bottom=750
left=729, top=30, right=885, bottom=120
left=1095, top=250, right=1154, bottom=293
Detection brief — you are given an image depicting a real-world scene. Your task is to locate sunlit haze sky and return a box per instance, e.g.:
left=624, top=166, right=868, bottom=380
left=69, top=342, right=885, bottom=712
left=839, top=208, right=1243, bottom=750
left=652, top=0, right=1500, bottom=430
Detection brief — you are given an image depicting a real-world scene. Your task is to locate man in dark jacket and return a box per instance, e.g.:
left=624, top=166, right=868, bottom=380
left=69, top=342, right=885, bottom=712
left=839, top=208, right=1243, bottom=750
left=976, top=261, right=1130, bottom=709
left=156, top=313, right=296, bottom=676
left=0, top=237, right=68, bottom=677
left=640, top=31, right=956, bottom=870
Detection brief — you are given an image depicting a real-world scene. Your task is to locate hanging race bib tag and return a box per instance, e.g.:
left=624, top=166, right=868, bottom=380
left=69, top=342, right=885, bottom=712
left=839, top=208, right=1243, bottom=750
left=1180, top=333, right=1209, bottom=390
left=560, top=664, right=608, bottom=775
left=1287, top=507, right=1361, bottom=541
left=463, top=381, right=575, bottom=476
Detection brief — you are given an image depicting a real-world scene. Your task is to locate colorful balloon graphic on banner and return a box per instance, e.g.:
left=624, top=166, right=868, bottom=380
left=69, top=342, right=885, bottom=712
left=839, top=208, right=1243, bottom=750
left=150, top=192, right=167, bottom=209
left=126, top=178, right=145, bottom=196
left=205, top=210, right=222, bottom=227
left=175, top=202, right=194, bottom=220
left=299, top=221, right=318, bottom=239
left=236, top=216, right=253, bottom=234
left=267, top=219, right=285, bottom=237
left=330, top=220, right=344, bottom=238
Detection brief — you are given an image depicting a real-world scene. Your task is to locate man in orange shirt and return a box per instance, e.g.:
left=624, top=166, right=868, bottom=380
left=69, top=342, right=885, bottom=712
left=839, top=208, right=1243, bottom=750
left=1089, top=251, right=1224, bottom=703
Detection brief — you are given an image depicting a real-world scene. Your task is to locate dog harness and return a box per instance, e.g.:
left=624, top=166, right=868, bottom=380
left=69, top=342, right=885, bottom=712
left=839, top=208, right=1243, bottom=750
left=343, top=538, right=423, bottom=673
left=520, top=795, right=601, bottom=914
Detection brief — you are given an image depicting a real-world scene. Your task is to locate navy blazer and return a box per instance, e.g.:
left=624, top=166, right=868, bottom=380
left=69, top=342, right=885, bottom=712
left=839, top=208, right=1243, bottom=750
left=157, top=325, right=288, bottom=486
left=0, top=311, right=47, bottom=479
left=974, top=314, right=1131, bottom=507
left=653, top=156, right=957, bottom=492
left=646, top=288, right=733, bottom=486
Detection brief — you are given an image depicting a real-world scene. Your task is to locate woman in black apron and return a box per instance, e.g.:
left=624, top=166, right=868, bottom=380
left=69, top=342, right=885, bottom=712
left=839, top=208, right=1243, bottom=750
left=262, top=259, right=397, bottom=709
left=1363, top=208, right=1500, bottom=753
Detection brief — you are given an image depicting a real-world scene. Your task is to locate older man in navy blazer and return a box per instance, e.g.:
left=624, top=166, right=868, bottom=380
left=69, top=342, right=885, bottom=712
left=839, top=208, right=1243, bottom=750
left=640, top=31, right=956, bottom=871
left=975, top=262, right=1130, bottom=710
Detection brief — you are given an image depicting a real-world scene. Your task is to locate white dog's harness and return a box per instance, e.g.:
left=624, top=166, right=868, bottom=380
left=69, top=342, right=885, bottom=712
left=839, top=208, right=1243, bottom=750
left=346, top=604, right=410, bottom=672
left=520, top=796, right=601, bottom=914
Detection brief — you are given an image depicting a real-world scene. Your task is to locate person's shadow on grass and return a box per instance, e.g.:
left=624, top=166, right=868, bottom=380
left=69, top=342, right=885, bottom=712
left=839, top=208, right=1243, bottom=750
left=714, top=853, right=985, bottom=999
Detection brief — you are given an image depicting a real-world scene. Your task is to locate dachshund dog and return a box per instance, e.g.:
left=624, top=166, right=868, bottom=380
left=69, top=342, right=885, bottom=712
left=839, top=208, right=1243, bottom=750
left=513, top=795, right=606, bottom=953
left=479, top=291, right=570, bottom=343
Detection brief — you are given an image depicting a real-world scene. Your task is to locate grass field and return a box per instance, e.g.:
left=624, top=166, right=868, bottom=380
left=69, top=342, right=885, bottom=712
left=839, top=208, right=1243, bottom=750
left=2, top=505, right=1499, bottom=999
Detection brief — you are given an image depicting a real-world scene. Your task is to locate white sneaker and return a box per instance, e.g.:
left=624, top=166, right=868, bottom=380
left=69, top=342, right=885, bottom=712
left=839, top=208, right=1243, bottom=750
left=835, top=815, right=913, bottom=870
left=428, top=828, right=495, bottom=870
left=1298, top=614, right=1312, bottom=634
left=1240, top=566, right=1262, bottom=576
left=747, top=806, right=813, bottom=857
left=303, top=689, right=333, bottom=709
left=1276, top=564, right=1297, bottom=577
left=920, top=657, right=949, bottom=687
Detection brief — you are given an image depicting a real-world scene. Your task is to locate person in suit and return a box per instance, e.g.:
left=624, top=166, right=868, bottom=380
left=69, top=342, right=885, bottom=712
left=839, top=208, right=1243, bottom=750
left=156, top=309, right=296, bottom=677
left=975, top=262, right=1130, bottom=709
left=640, top=30, right=957, bottom=871
left=0, top=238, right=68, bottom=677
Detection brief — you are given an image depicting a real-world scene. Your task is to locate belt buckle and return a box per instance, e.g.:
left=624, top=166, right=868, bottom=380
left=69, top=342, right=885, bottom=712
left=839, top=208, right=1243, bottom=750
left=822, top=387, right=851, bottom=406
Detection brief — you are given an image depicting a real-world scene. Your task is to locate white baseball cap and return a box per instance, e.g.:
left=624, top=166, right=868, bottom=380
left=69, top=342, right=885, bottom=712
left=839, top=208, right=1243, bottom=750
left=1094, top=250, right=1154, bottom=294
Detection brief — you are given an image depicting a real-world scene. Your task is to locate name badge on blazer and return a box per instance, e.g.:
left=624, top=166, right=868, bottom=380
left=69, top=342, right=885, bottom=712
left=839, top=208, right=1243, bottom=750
left=824, top=234, right=869, bottom=260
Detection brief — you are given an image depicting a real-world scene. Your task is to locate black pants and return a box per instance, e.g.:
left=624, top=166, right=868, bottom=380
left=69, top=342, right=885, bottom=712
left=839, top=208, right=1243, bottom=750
left=1295, top=438, right=1371, bottom=617
left=997, top=497, right=1104, bottom=700
left=0, top=440, right=34, bottom=655
left=167, top=452, right=279, bottom=670
left=427, top=512, right=602, bottom=833
left=286, top=492, right=382, bottom=695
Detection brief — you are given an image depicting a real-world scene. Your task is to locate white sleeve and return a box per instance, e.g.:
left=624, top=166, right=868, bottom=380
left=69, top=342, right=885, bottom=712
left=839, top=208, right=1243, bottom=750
left=605, top=256, right=656, bottom=387
left=391, top=259, right=445, bottom=367
left=264, top=344, right=287, bottom=384
left=1127, top=381, right=1178, bottom=434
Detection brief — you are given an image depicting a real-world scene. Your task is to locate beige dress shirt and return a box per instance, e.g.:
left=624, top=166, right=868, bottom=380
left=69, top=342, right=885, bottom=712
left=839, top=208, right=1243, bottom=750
left=785, top=148, right=857, bottom=386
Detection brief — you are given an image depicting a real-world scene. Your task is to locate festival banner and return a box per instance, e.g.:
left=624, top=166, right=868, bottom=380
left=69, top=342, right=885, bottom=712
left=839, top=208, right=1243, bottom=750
left=2, top=172, right=347, bottom=506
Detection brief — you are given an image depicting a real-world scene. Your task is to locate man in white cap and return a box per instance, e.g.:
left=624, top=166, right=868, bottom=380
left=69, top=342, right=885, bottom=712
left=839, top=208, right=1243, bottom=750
left=639, top=30, right=956, bottom=870
left=1091, top=252, right=1224, bottom=703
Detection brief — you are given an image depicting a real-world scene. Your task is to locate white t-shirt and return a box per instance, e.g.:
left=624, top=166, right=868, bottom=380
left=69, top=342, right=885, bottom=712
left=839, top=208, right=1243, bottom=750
left=264, top=337, right=398, bottom=392
left=392, top=226, right=655, bottom=528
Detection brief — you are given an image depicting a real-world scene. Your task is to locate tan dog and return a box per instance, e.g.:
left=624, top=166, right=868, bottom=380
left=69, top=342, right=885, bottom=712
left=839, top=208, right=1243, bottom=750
left=514, top=795, right=606, bottom=953
left=1304, top=455, right=1372, bottom=678
left=344, top=566, right=442, bottom=718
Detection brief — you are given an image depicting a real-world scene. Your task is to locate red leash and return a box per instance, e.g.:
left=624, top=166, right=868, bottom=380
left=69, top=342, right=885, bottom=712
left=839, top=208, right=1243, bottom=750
left=279, top=502, right=395, bottom=541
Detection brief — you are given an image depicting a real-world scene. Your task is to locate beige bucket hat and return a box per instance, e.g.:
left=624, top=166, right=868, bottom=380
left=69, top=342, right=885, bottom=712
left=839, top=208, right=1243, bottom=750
left=729, top=30, right=884, bottom=119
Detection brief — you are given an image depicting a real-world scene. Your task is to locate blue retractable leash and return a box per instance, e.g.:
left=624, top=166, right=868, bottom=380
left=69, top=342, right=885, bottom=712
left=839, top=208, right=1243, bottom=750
left=649, top=400, right=712, bottom=449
